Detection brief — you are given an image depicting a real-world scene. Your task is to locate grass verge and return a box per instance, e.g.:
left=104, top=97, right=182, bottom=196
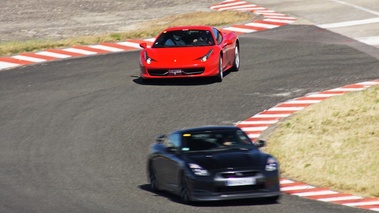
left=264, top=86, right=379, bottom=197
left=0, top=10, right=255, bottom=56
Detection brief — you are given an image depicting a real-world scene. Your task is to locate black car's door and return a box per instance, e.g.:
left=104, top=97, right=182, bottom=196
left=160, top=133, right=183, bottom=192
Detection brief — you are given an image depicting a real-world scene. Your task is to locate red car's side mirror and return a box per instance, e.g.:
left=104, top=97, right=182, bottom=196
left=223, top=39, right=233, bottom=48
left=139, top=43, right=147, bottom=49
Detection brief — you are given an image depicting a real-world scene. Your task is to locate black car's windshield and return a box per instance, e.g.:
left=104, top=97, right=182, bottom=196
left=181, top=129, right=255, bottom=152
left=153, top=29, right=215, bottom=48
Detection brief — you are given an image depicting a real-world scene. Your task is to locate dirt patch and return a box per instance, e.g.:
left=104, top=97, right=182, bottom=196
left=0, top=0, right=221, bottom=42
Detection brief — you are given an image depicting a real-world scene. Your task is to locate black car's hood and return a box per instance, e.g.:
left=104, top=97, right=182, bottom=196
left=184, top=148, right=266, bottom=170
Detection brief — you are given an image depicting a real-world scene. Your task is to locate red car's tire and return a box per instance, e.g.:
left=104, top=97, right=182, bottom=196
left=231, top=45, right=240, bottom=71
left=214, top=56, right=223, bottom=82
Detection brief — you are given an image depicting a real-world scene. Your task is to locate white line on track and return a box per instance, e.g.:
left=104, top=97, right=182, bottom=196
left=245, top=22, right=279, bottom=29
left=253, top=114, right=291, bottom=118
left=117, top=41, right=143, bottom=49
left=63, top=48, right=97, bottom=55
left=223, top=27, right=257, bottom=33
left=356, top=36, right=379, bottom=46
left=292, top=190, right=338, bottom=197
left=330, top=0, right=379, bottom=16
left=280, top=179, right=295, bottom=184
left=12, top=55, right=46, bottom=62
left=318, top=17, right=379, bottom=29
left=89, top=45, right=124, bottom=52
left=210, top=1, right=247, bottom=9
left=319, top=196, right=362, bottom=202
left=36, top=51, right=71, bottom=58
left=0, top=62, right=20, bottom=69
left=238, top=120, right=278, bottom=125
left=281, top=185, right=315, bottom=191
left=345, top=201, right=379, bottom=207
left=241, top=126, right=269, bottom=131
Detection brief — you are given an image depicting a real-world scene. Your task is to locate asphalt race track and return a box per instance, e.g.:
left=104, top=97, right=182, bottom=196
left=1, top=25, right=378, bottom=212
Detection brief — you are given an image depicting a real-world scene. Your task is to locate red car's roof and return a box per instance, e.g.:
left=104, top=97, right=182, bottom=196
left=162, top=25, right=214, bottom=32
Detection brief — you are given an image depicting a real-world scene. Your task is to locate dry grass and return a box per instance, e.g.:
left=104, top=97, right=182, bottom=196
left=0, top=10, right=255, bottom=56
left=264, top=86, right=379, bottom=197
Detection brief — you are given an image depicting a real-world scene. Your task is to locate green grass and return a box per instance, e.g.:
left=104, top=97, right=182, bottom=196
left=264, top=86, right=379, bottom=197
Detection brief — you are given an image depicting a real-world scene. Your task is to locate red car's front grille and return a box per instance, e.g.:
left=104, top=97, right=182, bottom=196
left=147, top=68, right=205, bottom=76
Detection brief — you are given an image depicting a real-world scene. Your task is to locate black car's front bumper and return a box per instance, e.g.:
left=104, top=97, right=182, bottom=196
left=187, top=172, right=281, bottom=202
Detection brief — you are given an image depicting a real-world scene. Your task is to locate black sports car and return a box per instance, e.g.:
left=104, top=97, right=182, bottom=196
left=147, top=126, right=281, bottom=204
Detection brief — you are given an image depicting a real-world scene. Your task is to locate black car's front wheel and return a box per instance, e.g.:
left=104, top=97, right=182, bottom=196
left=180, top=176, right=192, bottom=204
left=266, top=195, right=280, bottom=203
left=149, top=165, right=160, bottom=192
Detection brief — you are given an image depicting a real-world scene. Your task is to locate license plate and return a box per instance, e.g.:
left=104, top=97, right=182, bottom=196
left=168, top=69, right=182, bottom=75
left=226, top=177, right=256, bottom=186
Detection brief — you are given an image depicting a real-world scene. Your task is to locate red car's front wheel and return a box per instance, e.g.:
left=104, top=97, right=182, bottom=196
left=232, top=45, right=240, bottom=71
left=215, top=56, right=223, bottom=82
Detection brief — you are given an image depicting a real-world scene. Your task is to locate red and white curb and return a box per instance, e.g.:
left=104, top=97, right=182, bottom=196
left=210, top=0, right=296, bottom=34
left=0, top=0, right=295, bottom=71
left=236, top=80, right=379, bottom=212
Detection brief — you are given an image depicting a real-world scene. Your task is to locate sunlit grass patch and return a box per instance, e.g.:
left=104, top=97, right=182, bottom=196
left=265, top=86, right=379, bottom=197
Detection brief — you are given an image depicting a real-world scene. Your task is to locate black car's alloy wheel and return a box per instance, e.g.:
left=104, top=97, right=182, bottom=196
left=149, top=166, right=159, bottom=192
left=180, top=176, right=191, bottom=204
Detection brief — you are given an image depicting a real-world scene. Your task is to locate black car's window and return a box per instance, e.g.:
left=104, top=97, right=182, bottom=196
left=153, top=29, right=215, bottom=48
left=212, top=28, right=223, bottom=44
left=164, top=133, right=181, bottom=148
left=181, top=130, right=254, bottom=152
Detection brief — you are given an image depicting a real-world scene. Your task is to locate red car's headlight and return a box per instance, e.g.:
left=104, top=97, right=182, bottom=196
left=198, top=49, right=214, bottom=62
left=143, top=51, right=155, bottom=64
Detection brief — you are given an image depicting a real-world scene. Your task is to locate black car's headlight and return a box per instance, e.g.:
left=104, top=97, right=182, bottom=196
left=188, top=163, right=210, bottom=176
left=198, top=49, right=214, bottom=62
left=265, top=157, right=278, bottom=172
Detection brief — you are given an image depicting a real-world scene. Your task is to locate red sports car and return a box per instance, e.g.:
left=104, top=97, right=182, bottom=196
left=139, top=26, right=240, bottom=82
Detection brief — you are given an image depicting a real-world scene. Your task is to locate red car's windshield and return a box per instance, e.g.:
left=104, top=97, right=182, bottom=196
left=153, top=30, right=215, bottom=48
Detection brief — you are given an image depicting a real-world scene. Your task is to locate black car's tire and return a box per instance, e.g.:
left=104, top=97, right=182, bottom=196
left=180, top=176, right=191, bottom=204
left=214, top=56, right=223, bottom=82
left=149, top=165, right=160, bottom=192
left=266, top=195, right=280, bottom=203
left=231, top=45, right=240, bottom=71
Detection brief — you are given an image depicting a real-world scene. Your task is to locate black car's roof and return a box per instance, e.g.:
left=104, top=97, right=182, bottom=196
left=174, top=125, right=240, bottom=134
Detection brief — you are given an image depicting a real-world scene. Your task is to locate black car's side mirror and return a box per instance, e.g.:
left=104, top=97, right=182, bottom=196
left=166, top=146, right=178, bottom=153
left=255, top=140, right=266, bottom=148
left=155, top=134, right=166, bottom=144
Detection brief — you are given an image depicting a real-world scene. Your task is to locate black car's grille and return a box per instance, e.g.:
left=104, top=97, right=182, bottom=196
left=220, top=171, right=259, bottom=178
left=214, top=170, right=266, bottom=193
left=217, top=184, right=266, bottom=193
left=147, top=68, right=205, bottom=76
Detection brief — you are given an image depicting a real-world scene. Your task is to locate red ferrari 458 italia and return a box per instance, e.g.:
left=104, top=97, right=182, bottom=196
left=139, top=26, right=240, bottom=82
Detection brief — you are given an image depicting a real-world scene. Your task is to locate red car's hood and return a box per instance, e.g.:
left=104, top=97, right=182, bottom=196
left=147, top=46, right=214, bottom=63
